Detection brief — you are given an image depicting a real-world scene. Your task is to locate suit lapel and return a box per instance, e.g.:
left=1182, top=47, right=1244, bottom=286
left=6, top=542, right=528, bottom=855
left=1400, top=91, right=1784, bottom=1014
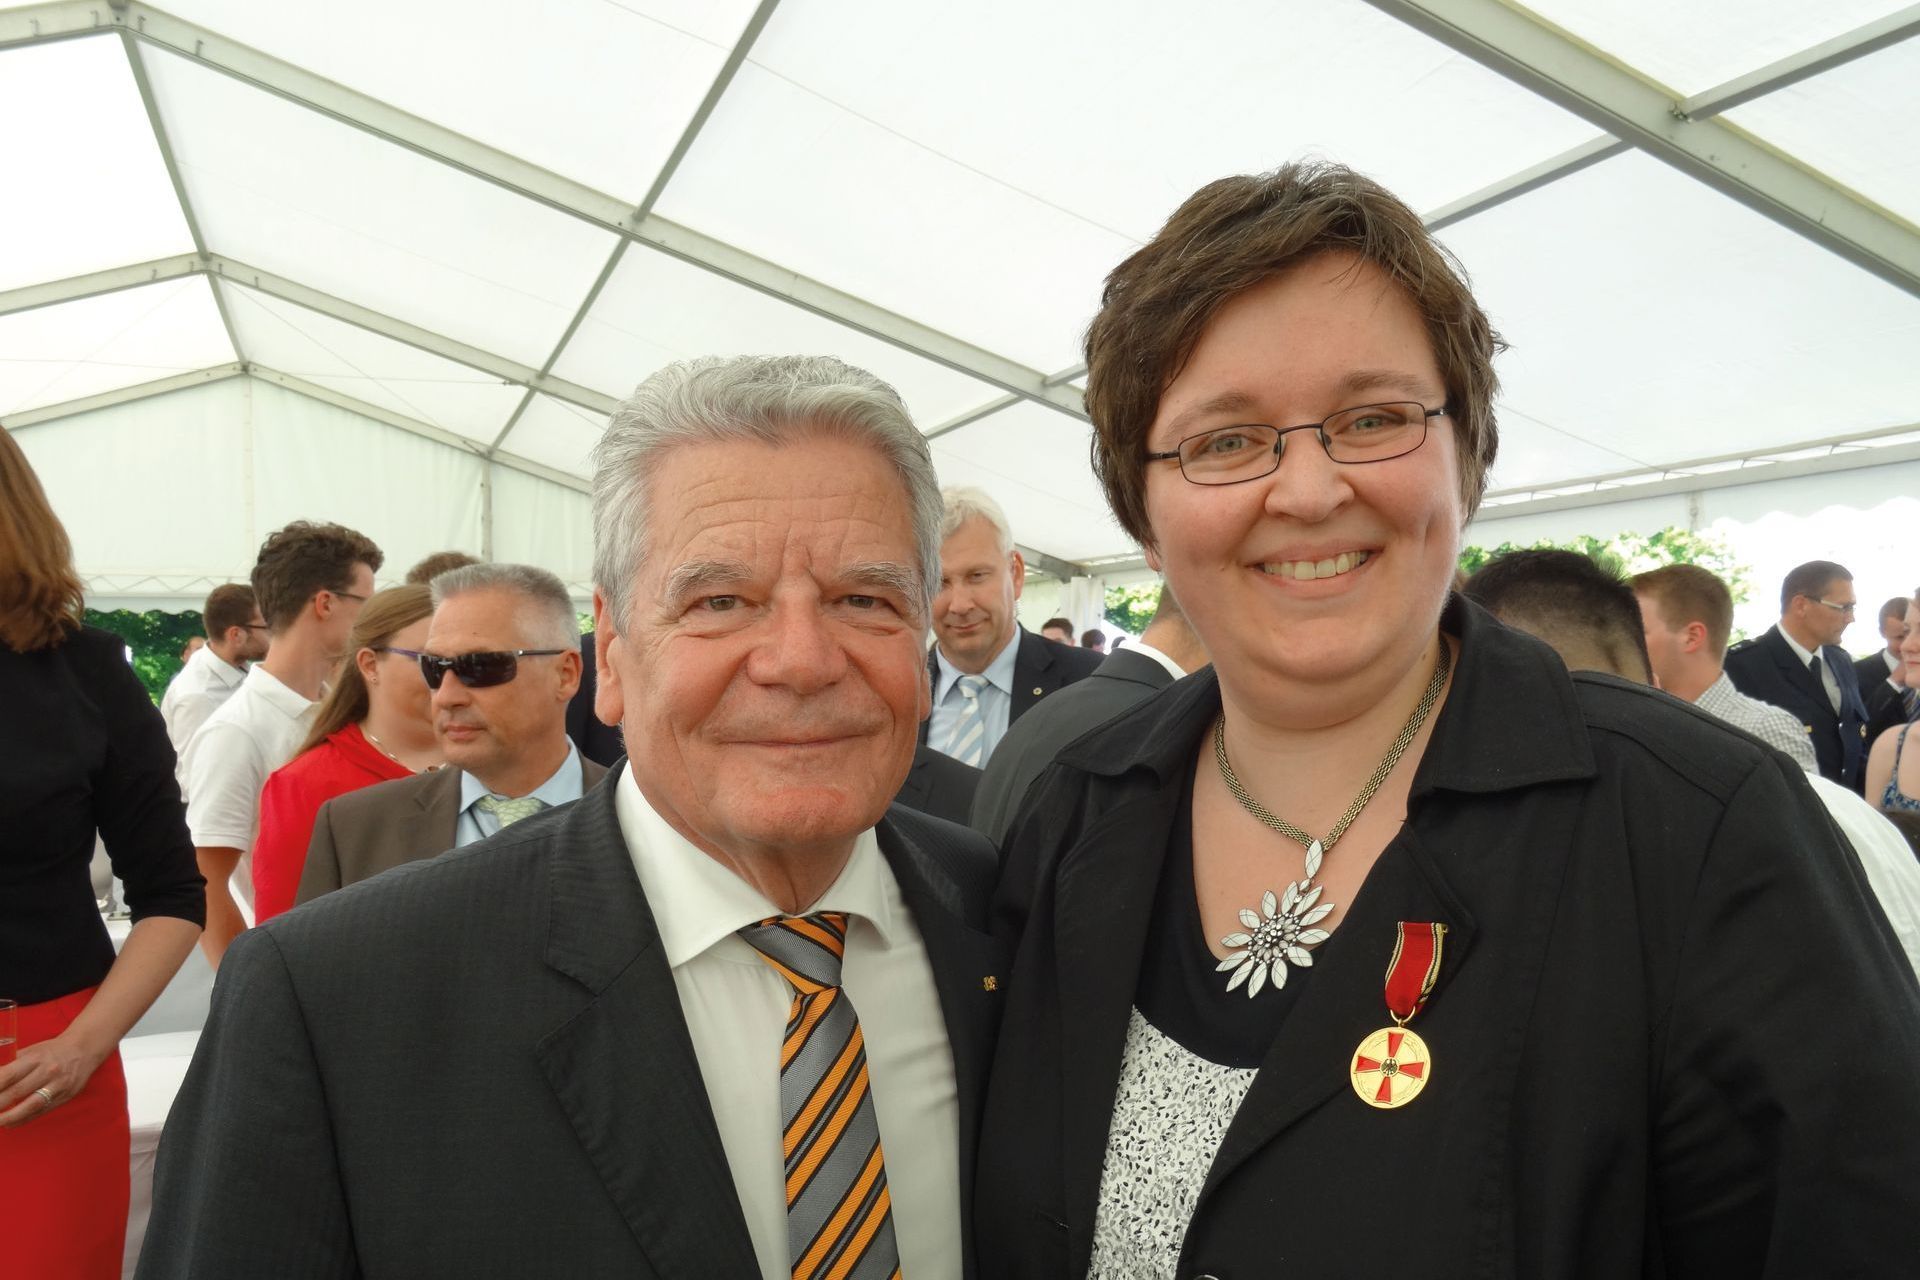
left=1194, top=823, right=1478, bottom=1205
left=414, top=765, right=464, bottom=855
left=1012, top=629, right=1055, bottom=721
left=1766, top=628, right=1837, bottom=725
left=531, top=784, right=759, bottom=1279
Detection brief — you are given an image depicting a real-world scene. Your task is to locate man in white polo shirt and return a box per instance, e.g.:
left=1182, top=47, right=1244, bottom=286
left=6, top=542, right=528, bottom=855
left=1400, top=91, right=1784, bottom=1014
left=161, top=583, right=268, bottom=787
left=181, top=521, right=381, bottom=967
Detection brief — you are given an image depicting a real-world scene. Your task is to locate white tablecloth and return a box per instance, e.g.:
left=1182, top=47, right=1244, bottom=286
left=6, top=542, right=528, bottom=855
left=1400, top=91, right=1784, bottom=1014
left=121, top=1030, right=200, bottom=1280
left=105, top=916, right=214, bottom=1037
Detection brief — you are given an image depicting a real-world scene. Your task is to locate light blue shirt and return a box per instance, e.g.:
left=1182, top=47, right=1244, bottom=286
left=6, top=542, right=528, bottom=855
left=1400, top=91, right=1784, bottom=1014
left=929, top=635, right=1019, bottom=765
left=454, top=742, right=585, bottom=847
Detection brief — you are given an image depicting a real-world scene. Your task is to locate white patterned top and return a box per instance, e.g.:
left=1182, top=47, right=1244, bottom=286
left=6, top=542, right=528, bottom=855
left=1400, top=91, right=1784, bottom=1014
left=1089, top=1007, right=1258, bottom=1278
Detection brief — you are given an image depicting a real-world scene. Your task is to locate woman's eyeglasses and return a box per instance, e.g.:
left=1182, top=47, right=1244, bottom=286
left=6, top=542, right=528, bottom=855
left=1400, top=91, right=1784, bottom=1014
left=373, top=646, right=566, bottom=689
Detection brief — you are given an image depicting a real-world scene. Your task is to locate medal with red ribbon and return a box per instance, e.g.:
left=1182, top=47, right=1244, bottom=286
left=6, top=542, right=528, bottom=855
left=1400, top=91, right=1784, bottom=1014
left=1349, top=921, right=1448, bottom=1110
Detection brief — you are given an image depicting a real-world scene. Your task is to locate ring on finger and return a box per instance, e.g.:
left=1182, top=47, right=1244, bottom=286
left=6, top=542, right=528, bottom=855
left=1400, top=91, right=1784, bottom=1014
left=33, top=1087, right=54, bottom=1106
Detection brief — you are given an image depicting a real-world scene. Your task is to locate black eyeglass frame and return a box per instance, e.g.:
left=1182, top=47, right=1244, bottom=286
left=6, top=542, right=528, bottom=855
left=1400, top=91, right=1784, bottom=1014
left=1144, top=401, right=1448, bottom=485
left=411, top=648, right=568, bottom=690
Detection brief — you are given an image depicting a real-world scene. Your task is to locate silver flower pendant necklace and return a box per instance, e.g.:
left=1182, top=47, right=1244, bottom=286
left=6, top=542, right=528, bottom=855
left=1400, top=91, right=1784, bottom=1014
left=1212, top=641, right=1451, bottom=998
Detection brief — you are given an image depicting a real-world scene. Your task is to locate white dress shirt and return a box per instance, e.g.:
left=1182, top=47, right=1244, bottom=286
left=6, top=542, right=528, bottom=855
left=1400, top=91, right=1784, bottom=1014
left=613, top=765, right=962, bottom=1280
left=181, top=665, right=317, bottom=915
left=929, top=634, right=1019, bottom=765
left=1123, top=639, right=1188, bottom=682
left=453, top=742, right=584, bottom=846
left=1779, top=628, right=1843, bottom=714
left=1806, top=775, right=1920, bottom=982
left=161, top=646, right=248, bottom=790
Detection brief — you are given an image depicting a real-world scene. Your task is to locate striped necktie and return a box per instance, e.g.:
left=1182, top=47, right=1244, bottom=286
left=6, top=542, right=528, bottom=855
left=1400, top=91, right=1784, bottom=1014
left=943, top=674, right=990, bottom=767
left=737, top=913, right=901, bottom=1280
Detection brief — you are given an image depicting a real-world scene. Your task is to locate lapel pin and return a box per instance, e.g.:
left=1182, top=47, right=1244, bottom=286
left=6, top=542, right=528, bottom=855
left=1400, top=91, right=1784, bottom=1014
left=981, top=975, right=999, bottom=992
left=1031, top=686, right=1044, bottom=697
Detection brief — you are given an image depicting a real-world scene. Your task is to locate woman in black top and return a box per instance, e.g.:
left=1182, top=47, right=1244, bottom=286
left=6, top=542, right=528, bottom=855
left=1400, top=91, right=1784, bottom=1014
left=0, top=427, right=204, bottom=1279
left=973, top=163, right=1920, bottom=1277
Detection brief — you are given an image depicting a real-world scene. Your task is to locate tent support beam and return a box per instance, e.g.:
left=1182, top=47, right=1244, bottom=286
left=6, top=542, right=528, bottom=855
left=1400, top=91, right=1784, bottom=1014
left=0, top=0, right=1085, bottom=422
left=1360, top=0, right=1920, bottom=299
left=3, top=362, right=247, bottom=429
left=1680, top=5, right=1920, bottom=118
left=0, top=253, right=202, bottom=317
left=486, top=0, right=788, bottom=457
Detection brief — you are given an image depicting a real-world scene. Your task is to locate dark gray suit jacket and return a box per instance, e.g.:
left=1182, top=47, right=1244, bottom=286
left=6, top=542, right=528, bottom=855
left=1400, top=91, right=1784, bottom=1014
left=893, top=744, right=983, bottom=826
left=294, top=753, right=606, bottom=906
left=969, top=647, right=1185, bottom=845
left=918, top=628, right=1105, bottom=753
left=137, top=777, right=1003, bottom=1279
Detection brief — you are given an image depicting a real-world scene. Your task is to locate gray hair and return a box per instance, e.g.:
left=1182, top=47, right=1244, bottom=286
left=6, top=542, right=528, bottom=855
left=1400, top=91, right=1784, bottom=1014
left=939, top=486, right=1013, bottom=553
left=431, top=562, right=579, bottom=651
left=591, top=355, right=942, bottom=633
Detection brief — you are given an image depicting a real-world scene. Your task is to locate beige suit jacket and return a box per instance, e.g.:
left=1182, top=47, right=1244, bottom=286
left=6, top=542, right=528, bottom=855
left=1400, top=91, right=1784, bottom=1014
left=295, top=755, right=608, bottom=906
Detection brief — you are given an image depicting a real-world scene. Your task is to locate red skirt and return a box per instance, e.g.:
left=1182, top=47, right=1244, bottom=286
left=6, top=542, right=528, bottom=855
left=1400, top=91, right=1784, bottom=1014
left=0, top=986, right=129, bottom=1279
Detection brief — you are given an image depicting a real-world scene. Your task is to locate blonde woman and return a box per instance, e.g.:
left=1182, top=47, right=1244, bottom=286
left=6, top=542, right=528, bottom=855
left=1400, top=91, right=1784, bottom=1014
left=250, top=585, right=441, bottom=921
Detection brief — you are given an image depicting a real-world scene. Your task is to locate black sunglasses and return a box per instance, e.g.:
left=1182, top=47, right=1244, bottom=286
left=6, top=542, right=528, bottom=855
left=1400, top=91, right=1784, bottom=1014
left=408, top=648, right=567, bottom=690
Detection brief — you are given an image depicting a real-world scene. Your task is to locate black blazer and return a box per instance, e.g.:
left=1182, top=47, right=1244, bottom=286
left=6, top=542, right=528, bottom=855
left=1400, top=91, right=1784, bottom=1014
left=565, top=632, right=626, bottom=768
left=919, top=627, right=1105, bottom=749
left=970, top=646, right=1185, bottom=845
left=894, top=744, right=984, bottom=826
left=139, top=779, right=1003, bottom=1279
left=975, top=599, right=1920, bottom=1278
left=1725, top=625, right=1870, bottom=791
left=1855, top=648, right=1902, bottom=717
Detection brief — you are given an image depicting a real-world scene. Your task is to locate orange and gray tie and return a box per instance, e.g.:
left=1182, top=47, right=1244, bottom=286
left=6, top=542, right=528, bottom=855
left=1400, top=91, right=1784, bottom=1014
left=737, top=912, right=902, bottom=1280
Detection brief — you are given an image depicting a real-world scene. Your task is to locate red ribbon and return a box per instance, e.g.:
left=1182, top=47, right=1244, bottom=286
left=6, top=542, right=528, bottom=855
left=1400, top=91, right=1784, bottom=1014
left=1383, top=921, right=1448, bottom=1024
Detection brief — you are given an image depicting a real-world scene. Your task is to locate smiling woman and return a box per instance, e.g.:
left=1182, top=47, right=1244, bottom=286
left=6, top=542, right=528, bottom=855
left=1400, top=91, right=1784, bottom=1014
left=975, top=162, right=1920, bottom=1278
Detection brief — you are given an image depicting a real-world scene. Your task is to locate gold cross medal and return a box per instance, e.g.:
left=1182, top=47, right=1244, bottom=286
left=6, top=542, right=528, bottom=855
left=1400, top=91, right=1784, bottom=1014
left=1350, top=921, right=1447, bottom=1110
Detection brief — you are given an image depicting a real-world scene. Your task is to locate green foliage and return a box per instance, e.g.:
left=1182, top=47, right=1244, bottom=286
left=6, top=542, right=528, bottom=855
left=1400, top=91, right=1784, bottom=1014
left=86, top=609, right=204, bottom=705
left=1104, top=582, right=1164, bottom=637
left=1459, top=526, right=1752, bottom=617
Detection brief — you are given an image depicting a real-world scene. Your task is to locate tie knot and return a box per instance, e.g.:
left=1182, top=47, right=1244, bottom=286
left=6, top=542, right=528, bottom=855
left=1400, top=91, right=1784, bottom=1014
left=957, top=674, right=989, bottom=701
left=474, top=794, right=547, bottom=827
left=737, top=912, right=848, bottom=994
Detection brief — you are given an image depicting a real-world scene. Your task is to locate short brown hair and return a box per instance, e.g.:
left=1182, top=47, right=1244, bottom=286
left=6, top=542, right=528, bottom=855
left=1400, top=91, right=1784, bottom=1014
left=296, top=584, right=434, bottom=757
left=1085, top=162, right=1503, bottom=546
left=1632, top=564, right=1734, bottom=657
left=0, top=427, right=85, bottom=652
left=202, top=584, right=259, bottom=640
left=405, top=550, right=480, bottom=584
left=251, top=521, right=383, bottom=631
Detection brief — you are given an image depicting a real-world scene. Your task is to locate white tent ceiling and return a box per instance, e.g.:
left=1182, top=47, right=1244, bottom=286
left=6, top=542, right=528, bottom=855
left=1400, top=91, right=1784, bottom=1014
left=3, top=0, right=1917, bottom=606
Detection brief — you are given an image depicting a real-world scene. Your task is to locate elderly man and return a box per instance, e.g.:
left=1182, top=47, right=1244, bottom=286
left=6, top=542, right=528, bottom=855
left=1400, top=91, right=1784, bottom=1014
left=924, top=487, right=1100, bottom=767
left=294, top=563, right=607, bottom=904
left=1725, top=559, right=1872, bottom=791
left=139, top=356, right=1000, bottom=1280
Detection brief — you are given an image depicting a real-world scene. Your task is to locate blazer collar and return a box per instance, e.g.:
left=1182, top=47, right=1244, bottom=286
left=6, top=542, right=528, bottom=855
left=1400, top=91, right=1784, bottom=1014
left=1090, top=646, right=1179, bottom=691
left=1053, top=594, right=1596, bottom=797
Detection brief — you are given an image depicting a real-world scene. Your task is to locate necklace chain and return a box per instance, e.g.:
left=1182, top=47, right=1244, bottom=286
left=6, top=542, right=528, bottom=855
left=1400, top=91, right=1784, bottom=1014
left=1213, top=641, right=1452, bottom=853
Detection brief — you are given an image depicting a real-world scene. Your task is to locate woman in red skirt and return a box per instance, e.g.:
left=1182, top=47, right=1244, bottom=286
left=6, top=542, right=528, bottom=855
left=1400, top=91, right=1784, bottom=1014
left=0, top=429, right=205, bottom=1278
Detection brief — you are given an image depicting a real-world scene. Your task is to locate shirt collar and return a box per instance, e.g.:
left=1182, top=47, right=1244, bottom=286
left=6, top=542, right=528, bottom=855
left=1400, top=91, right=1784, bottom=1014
left=243, top=664, right=315, bottom=719
left=196, top=646, right=247, bottom=688
left=1778, top=626, right=1819, bottom=666
left=613, top=763, right=893, bottom=969
left=1055, top=594, right=1595, bottom=796
left=459, top=741, right=581, bottom=814
left=933, top=628, right=1020, bottom=702
left=1123, top=640, right=1187, bottom=681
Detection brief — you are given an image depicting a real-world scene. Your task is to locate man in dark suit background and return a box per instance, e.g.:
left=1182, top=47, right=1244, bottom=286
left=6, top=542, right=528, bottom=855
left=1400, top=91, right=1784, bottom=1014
left=972, top=582, right=1206, bottom=845
left=139, top=355, right=1001, bottom=1280
left=1855, top=595, right=1910, bottom=718
left=920, top=486, right=1101, bottom=770
left=296, top=563, right=607, bottom=905
left=1726, top=559, right=1871, bottom=792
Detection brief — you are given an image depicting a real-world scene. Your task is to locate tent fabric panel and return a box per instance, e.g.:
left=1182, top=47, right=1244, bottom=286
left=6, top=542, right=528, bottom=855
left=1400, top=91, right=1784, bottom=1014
left=1519, top=0, right=1911, bottom=95
left=139, top=46, right=621, bottom=368
left=498, top=394, right=605, bottom=479
left=1441, top=149, right=1920, bottom=490
left=549, top=242, right=1001, bottom=430
left=11, top=378, right=252, bottom=582
left=0, top=36, right=195, bottom=291
left=247, top=379, right=485, bottom=582
left=222, top=283, right=527, bottom=444
left=487, top=463, right=594, bottom=599
left=929, top=401, right=1128, bottom=564
left=1726, top=40, right=1920, bottom=228
left=0, top=278, right=235, bottom=416
left=155, top=0, right=759, bottom=203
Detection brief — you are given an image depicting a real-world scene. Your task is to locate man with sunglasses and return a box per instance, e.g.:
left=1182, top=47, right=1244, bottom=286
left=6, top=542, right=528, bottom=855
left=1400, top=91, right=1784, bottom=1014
left=180, top=521, right=380, bottom=967
left=295, top=563, right=607, bottom=903
left=142, top=356, right=1000, bottom=1280
left=1727, top=558, right=1872, bottom=791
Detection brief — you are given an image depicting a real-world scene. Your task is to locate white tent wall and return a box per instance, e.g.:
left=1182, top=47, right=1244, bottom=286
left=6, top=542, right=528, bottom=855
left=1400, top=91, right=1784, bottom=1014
left=485, top=464, right=595, bottom=603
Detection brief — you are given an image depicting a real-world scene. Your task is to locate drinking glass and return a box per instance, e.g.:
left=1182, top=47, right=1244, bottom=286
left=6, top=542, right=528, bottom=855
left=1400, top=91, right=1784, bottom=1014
left=0, top=999, right=16, bottom=1065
